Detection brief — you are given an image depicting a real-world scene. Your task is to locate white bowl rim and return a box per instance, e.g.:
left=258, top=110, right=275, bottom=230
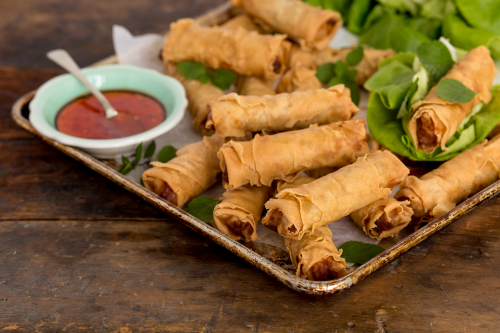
left=29, top=64, right=187, bottom=150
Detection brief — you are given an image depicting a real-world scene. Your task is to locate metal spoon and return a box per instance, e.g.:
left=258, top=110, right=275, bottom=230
left=47, top=49, right=118, bottom=119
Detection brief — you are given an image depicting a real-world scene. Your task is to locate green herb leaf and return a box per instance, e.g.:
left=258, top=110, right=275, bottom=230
left=416, top=41, right=454, bottom=84
left=157, top=145, right=177, bottom=163
left=119, top=156, right=133, bottom=175
left=316, top=63, right=336, bottom=83
left=177, top=61, right=207, bottom=80
left=334, top=61, right=349, bottom=77
left=140, top=177, right=145, bottom=187
left=132, top=142, right=143, bottom=168
left=199, top=72, right=211, bottom=84
left=346, top=46, right=364, bottom=67
left=436, top=78, right=476, bottom=103
left=211, top=69, right=236, bottom=90
left=144, top=140, right=156, bottom=159
left=186, top=196, right=220, bottom=223
left=339, top=241, right=385, bottom=264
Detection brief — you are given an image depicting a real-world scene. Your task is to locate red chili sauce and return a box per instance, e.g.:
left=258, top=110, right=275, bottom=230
left=56, top=91, right=166, bottom=139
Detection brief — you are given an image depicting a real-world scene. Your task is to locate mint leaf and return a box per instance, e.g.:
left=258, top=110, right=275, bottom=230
left=132, top=142, right=143, bottom=168
left=339, top=241, right=385, bottom=264
left=199, top=72, right=211, bottom=84
left=316, top=63, right=335, bottom=83
left=177, top=61, right=207, bottom=80
left=436, top=78, right=476, bottom=103
left=346, top=46, right=364, bottom=67
left=186, top=196, right=220, bottom=223
left=119, top=156, right=132, bottom=175
left=416, top=41, right=454, bottom=85
left=144, top=140, right=156, bottom=159
left=157, top=145, right=177, bottom=163
left=211, top=69, right=236, bottom=90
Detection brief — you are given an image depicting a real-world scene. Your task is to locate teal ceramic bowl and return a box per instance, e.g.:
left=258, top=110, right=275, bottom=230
left=30, top=65, right=187, bottom=159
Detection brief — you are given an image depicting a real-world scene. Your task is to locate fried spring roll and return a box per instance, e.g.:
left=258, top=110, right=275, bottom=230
left=262, top=151, right=409, bottom=239
left=232, top=0, right=341, bottom=50
left=276, top=175, right=316, bottom=193
left=286, top=226, right=348, bottom=281
left=164, top=62, right=223, bottom=135
left=408, top=46, right=497, bottom=153
left=350, top=198, right=413, bottom=240
left=236, top=76, right=276, bottom=96
left=395, top=134, right=500, bottom=220
left=221, top=13, right=262, bottom=32
left=163, top=19, right=290, bottom=80
left=276, top=67, right=322, bottom=93
left=214, top=185, right=271, bottom=242
left=206, top=84, right=359, bottom=138
left=288, top=45, right=396, bottom=85
left=142, top=134, right=224, bottom=208
left=218, top=118, right=369, bottom=190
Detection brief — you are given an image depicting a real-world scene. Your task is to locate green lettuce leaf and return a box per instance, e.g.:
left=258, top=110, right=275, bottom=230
left=377, top=0, right=419, bottom=16
left=442, top=15, right=500, bottom=59
left=347, top=0, right=374, bottom=35
left=406, top=17, right=442, bottom=40
left=455, top=0, right=500, bottom=35
left=420, top=0, right=456, bottom=21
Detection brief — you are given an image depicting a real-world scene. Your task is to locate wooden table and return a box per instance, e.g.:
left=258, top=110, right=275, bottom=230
left=1, top=1, right=499, bottom=331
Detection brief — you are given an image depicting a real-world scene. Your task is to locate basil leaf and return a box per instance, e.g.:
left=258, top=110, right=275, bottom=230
left=132, top=142, right=143, bottom=168
left=177, top=61, right=207, bottom=80
left=416, top=41, right=454, bottom=85
left=144, top=140, right=156, bottom=159
left=157, top=145, right=177, bottom=163
left=316, top=63, right=335, bottom=83
left=436, top=78, right=476, bottom=104
left=211, top=69, right=236, bottom=90
left=346, top=46, right=364, bottom=67
left=119, top=156, right=133, bottom=175
left=339, top=241, right=385, bottom=264
left=186, top=196, right=220, bottom=223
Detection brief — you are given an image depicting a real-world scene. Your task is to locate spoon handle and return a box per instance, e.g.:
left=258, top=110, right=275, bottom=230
left=47, top=49, right=118, bottom=119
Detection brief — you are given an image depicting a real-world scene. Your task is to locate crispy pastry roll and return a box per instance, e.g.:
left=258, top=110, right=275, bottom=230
left=262, top=151, right=409, bottom=239
left=232, top=0, right=341, bottom=50
left=221, top=13, right=262, bottom=32
left=163, top=19, right=290, bottom=80
left=276, top=67, right=322, bottom=93
left=350, top=198, right=413, bottom=240
left=236, top=76, right=275, bottom=96
left=288, top=45, right=395, bottom=85
left=206, top=84, right=359, bottom=138
left=218, top=118, right=369, bottom=189
left=395, top=134, right=500, bottom=220
left=164, top=62, right=223, bottom=135
left=408, top=46, right=497, bottom=153
left=142, top=134, right=224, bottom=208
left=276, top=175, right=316, bottom=193
left=285, top=226, right=348, bottom=281
left=214, top=185, right=271, bottom=242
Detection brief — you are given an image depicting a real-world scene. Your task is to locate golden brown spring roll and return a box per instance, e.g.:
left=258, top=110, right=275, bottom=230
left=219, top=118, right=369, bottom=190
left=276, top=175, right=316, bottom=193
left=350, top=198, right=413, bottom=240
left=232, top=0, right=341, bottom=50
left=163, top=19, right=290, bottom=80
left=221, top=13, right=262, bottom=32
left=285, top=225, right=348, bottom=281
left=142, top=134, right=224, bottom=208
left=164, top=62, right=223, bottom=135
left=409, top=46, right=497, bottom=153
left=262, top=151, right=409, bottom=239
left=213, top=185, right=271, bottom=242
left=395, top=134, right=500, bottom=220
left=206, top=84, right=359, bottom=138
left=236, top=76, right=276, bottom=96
left=276, top=67, right=322, bottom=93
left=288, top=45, right=396, bottom=85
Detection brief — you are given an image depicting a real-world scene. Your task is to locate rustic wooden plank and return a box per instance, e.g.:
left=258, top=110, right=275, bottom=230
left=0, top=213, right=499, bottom=332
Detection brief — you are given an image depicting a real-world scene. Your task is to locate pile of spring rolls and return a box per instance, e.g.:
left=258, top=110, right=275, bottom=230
left=141, top=0, right=500, bottom=282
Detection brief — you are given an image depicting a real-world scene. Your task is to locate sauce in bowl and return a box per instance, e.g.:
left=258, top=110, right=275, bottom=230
left=56, top=91, right=166, bottom=139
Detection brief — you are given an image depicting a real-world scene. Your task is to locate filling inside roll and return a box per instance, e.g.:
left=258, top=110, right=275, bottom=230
left=220, top=215, right=254, bottom=241
left=416, top=113, right=439, bottom=150
left=315, top=18, right=338, bottom=42
left=273, top=57, right=282, bottom=73
left=149, top=178, right=177, bottom=206
left=307, top=256, right=348, bottom=281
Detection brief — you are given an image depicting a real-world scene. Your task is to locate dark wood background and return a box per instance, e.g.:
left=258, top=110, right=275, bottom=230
left=1, top=0, right=499, bottom=331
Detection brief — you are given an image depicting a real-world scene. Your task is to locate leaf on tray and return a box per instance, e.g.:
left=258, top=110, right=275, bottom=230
left=186, top=196, right=220, bottom=223
left=346, top=45, right=364, bottom=67
left=211, top=68, right=236, bottom=90
left=436, top=78, right=476, bottom=104
left=339, top=241, right=385, bottom=264
left=132, top=142, right=143, bottom=168
left=144, top=140, right=156, bottom=159
left=119, top=156, right=133, bottom=175
left=316, top=63, right=336, bottom=83
left=157, top=145, right=177, bottom=163
left=177, top=61, right=208, bottom=81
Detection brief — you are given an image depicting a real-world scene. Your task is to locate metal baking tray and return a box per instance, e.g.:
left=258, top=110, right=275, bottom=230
left=12, top=2, right=500, bottom=295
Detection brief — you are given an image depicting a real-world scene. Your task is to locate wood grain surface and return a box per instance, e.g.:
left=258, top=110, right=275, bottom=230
left=1, top=0, right=499, bottom=332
